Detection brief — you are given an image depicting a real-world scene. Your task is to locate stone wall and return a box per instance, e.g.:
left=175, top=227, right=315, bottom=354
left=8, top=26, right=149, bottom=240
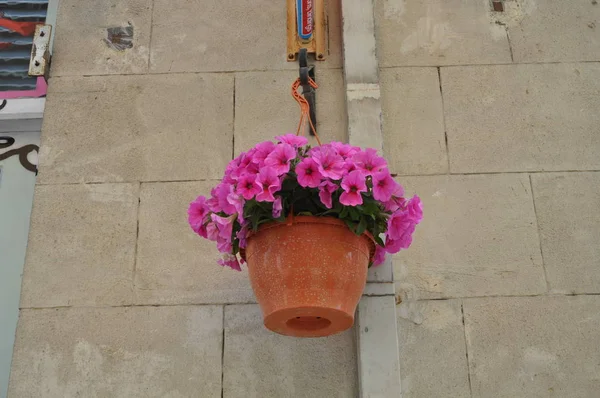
left=8, top=1, right=359, bottom=397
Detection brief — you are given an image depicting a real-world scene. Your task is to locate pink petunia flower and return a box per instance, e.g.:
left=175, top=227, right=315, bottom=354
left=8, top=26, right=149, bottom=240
left=218, top=253, right=242, bottom=271
left=252, top=141, right=276, bottom=166
left=318, top=180, right=338, bottom=209
left=383, top=184, right=406, bottom=212
left=384, top=225, right=415, bottom=253
left=372, top=170, right=400, bottom=202
left=373, top=245, right=387, bottom=266
left=255, top=167, right=282, bottom=202
left=264, top=143, right=296, bottom=176
left=236, top=173, right=261, bottom=200
left=312, top=148, right=345, bottom=180
left=209, top=183, right=237, bottom=214
left=405, top=195, right=423, bottom=224
left=386, top=208, right=419, bottom=253
left=296, top=157, right=323, bottom=188
left=206, top=222, right=219, bottom=241
left=227, top=190, right=245, bottom=224
left=353, top=148, right=387, bottom=176
left=275, top=133, right=308, bottom=147
left=330, top=142, right=360, bottom=159
left=188, top=195, right=209, bottom=237
left=340, top=170, right=367, bottom=206
left=272, top=196, right=283, bottom=218
left=237, top=224, right=249, bottom=249
left=211, top=214, right=235, bottom=240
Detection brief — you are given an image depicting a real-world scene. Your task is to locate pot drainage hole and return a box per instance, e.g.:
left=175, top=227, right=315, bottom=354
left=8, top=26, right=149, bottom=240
left=286, top=316, right=331, bottom=331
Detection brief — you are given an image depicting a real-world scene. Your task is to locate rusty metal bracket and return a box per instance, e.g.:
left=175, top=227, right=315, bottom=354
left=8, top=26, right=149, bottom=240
left=287, top=0, right=327, bottom=62
left=29, top=24, right=52, bottom=78
left=298, top=48, right=317, bottom=135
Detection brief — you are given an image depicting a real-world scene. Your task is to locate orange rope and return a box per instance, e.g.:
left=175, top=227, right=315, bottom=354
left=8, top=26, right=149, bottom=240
left=292, top=77, right=322, bottom=146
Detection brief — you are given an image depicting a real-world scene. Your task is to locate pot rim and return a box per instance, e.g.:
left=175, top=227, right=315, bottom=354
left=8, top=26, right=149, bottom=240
left=240, top=215, right=377, bottom=262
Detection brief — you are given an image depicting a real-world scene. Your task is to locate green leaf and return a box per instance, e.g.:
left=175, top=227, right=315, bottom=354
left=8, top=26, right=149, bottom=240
left=356, top=217, right=367, bottom=235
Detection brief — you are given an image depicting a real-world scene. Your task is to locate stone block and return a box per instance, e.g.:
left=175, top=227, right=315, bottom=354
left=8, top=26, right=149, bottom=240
left=39, top=74, right=233, bottom=183
left=357, top=295, right=402, bottom=397
left=374, top=0, right=511, bottom=66
left=20, top=183, right=138, bottom=307
left=223, top=304, right=357, bottom=398
left=397, top=300, right=470, bottom=398
left=150, top=0, right=342, bottom=73
left=442, top=64, right=600, bottom=173
left=531, top=172, right=600, bottom=294
left=464, top=296, right=600, bottom=397
left=380, top=67, right=447, bottom=175
left=505, top=0, right=600, bottom=62
left=51, top=0, right=152, bottom=76
left=135, top=181, right=255, bottom=305
left=233, top=70, right=346, bottom=155
left=394, top=174, right=546, bottom=298
left=8, top=306, right=223, bottom=397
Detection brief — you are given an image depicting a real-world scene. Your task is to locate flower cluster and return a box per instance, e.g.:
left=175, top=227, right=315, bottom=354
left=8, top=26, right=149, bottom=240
left=188, top=134, right=422, bottom=271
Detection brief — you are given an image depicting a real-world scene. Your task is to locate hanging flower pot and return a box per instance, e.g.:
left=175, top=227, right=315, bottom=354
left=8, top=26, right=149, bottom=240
left=188, top=134, right=422, bottom=337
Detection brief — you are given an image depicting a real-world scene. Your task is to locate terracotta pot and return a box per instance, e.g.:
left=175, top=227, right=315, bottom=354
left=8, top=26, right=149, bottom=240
left=242, top=216, right=375, bottom=337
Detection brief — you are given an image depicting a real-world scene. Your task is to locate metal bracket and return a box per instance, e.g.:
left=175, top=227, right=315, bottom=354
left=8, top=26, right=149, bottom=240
left=298, top=48, right=317, bottom=135
left=287, top=0, right=327, bottom=62
left=29, top=24, right=52, bottom=78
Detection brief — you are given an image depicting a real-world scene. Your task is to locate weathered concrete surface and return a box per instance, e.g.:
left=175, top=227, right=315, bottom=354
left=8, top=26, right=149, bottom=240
left=20, top=184, right=138, bottom=308
left=380, top=67, right=447, bottom=175
left=8, top=306, right=223, bottom=397
left=374, top=0, right=511, bottom=66
left=233, top=69, right=346, bottom=155
left=505, top=0, right=600, bottom=63
left=442, top=63, right=600, bottom=173
left=531, top=172, right=600, bottom=294
left=135, top=181, right=255, bottom=305
left=464, top=296, right=600, bottom=397
left=38, top=74, right=233, bottom=183
left=223, top=305, right=357, bottom=398
left=150, top=0, right=342, bottom=73
left=51, top=0, right=152, bottom=76
left=395, top=174, right=546, bottom=299
left=397, top=300, right=470, bottom=398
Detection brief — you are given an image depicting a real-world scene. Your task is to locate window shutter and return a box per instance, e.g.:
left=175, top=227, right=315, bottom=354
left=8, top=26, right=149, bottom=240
left=0, top=0, right=48, bottom=92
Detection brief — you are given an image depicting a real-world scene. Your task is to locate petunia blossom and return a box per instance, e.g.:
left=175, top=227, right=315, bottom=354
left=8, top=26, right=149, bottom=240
left=296, top=157, right=323, bottom=188
left=386, top=209, right=418, bottom=252
left=384, top=225, right=415, bottom=253
left=236, top=173, right=261, bottom=200
left=188, top=195, right=209, bottom=237
left=206, top=222, right=219, bottom=241
left=340, top=170, right=367, bottom=206
left=252, top=141, right=276, bottom=166
left=227, top=190, right=245, bottom=224
left=211, top=214, right=235, bottom=241
left=318, top=180, right=338, bottom=209
left=218, top=253, right=242, bottom=271
left=330, top=142, right=360, bottom=159
left=312, top=148, right=345, bottom=180
left=236, top=224, right=249, bottom=249
left=371, top=170, right=400, bottom=202
left=405, top=195, right=423, bottom=224
left=373, top=245, right=387, bottom=266
left=209, top=183, right=236, bottom=214
left=275, top=133, right=308, bottom=147
left=255, top=167, right=282, bottom=202
left=353, top=148, right=387, bottom=176
left=264, top=143, right=296, bottom=175
left=272, top=196, right=283, bottom=218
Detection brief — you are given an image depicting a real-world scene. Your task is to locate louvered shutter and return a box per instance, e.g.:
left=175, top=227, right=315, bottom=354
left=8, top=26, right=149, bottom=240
left=0, top=0, right=48, bottom=92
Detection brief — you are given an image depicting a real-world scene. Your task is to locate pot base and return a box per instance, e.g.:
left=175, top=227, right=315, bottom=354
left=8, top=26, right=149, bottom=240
left=264, top=306, right=353, bottom=337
